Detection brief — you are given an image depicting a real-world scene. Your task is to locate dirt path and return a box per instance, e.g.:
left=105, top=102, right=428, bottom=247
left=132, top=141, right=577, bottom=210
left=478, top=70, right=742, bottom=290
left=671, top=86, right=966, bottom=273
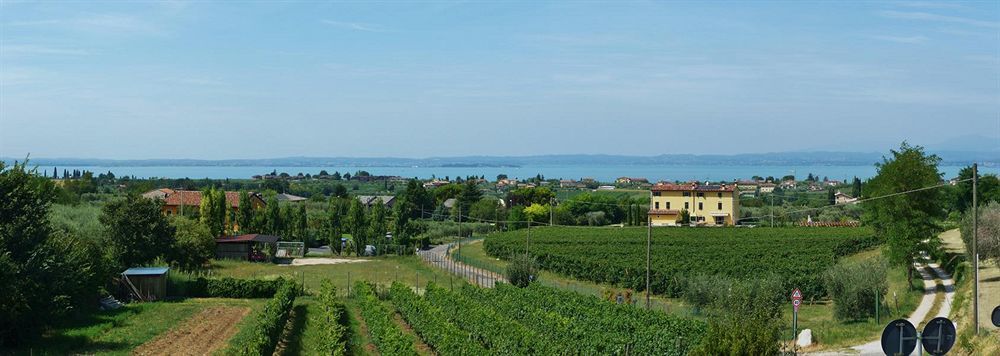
left=391, top=311, right=436, bottom=356
left=846, top=233, right=958, bottom=356
left=418, top=241, right=505, bottom=288
left=132, top=306, right=250, bottom=356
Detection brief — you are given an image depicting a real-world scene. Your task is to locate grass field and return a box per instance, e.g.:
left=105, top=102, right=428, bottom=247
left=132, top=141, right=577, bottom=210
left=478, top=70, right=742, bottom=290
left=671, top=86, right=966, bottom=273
left=210, top=255, right=467, bottom=296
left=10, top=298, right=262, bottom=355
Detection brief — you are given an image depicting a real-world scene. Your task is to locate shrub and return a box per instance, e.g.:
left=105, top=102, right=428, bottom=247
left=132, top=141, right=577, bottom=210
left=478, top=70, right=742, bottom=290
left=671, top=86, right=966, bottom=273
left=824, top=256, right=888, bottom=321
left=691, top=276, right=785, bottom=355
left=960, top=201, right=1000, bottom=267
left=227, top=280, right=298, bottom=355
left=316, top=280, right=349, bottom=355
left=170, top=276, right=287, bottom=298
left=680, top=274, right=733, bottom=314
left=505, top=253, right=538, bottom=288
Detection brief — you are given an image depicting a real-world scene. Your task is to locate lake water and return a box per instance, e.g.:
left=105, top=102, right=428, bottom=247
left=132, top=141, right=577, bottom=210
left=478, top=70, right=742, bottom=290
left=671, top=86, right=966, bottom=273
left=27, top=164, right=969, bottom=183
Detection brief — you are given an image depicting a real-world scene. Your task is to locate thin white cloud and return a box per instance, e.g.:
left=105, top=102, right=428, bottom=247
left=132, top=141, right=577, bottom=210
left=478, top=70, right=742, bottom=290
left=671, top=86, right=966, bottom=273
left=321, top=20, right=383, bottom=32
left=895, top=1, right=969, bottom=10
left=880, top=10, right=1000, bottom=28
left=1, top=44, right=91, bottom=56
left=870, top=35, right=928, bottom=44
left=6, top=14, right=164, bottom=35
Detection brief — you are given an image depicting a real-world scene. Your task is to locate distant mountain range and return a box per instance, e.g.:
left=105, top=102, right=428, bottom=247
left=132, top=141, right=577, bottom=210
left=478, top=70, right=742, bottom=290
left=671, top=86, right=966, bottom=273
left=4, top=150, right=997, bottom=167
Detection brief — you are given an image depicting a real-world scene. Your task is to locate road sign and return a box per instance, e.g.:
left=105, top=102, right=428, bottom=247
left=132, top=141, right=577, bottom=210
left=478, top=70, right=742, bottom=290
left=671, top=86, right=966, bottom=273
left=791, top=288, right=802, bottom=312
left=881, top=319, right=917, bottom=356
left=992, top=305, right=1000, bottom=327
left=921, top=317, right=956, bottom=356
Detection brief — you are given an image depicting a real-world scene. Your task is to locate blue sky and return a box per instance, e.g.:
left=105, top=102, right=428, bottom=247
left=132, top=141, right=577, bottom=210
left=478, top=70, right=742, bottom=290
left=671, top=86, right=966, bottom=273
left=1, top=1, right=998, bottom=159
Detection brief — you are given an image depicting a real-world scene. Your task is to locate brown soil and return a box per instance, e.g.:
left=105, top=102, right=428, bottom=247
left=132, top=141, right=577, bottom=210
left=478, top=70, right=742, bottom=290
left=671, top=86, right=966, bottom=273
left=391, top=311, right=435, bottom=356
left=132, top=306, right=250, bottom=356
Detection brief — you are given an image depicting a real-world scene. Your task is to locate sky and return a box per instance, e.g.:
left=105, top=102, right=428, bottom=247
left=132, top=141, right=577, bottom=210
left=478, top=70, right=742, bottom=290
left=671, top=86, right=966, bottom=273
left=1, top=1, right=998, bottom=159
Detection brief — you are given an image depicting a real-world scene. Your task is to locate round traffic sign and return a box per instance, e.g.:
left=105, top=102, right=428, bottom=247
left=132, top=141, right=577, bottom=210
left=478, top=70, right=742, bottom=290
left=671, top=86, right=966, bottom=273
left=921, top=317, right=956, bottom=356
left=880, top=319, right=917, bottom=356
left=992, top=305, right=1000, bottom=327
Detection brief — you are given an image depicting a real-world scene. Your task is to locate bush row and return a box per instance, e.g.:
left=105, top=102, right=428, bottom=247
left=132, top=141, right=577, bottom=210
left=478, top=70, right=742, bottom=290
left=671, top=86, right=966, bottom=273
left=389, top=282, right=487, bottom=355
left=316, top=280, right=349, bottom=356
left=171, top=276, right=287, bottom=298
left=354, top=282, right=417, bottom=356
left=227, top=280, right=299, bottom=355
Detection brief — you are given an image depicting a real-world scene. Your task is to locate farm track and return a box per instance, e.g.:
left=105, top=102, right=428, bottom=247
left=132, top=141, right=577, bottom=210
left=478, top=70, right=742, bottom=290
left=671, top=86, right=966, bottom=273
left=419, top=242, right=505, bottom=288
left=132, top=306, right=250, bottom=356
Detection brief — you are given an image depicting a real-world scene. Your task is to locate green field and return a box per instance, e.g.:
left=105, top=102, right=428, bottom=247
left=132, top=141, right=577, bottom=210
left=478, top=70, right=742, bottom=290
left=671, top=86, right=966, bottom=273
left=485, top=226, right=879, bottom=299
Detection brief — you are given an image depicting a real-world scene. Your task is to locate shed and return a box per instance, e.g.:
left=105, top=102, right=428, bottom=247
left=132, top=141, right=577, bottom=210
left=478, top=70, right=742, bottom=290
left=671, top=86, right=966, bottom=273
left=216, top=234, right=280, bottom=261
left=122, top=267, right=169, bottom=302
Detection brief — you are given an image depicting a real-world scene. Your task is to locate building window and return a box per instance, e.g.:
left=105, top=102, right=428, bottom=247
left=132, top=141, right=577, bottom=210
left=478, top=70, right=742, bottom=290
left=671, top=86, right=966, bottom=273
left=698, top=202, right=703, bottom=210
left=682, top=192, right=691, bottom=197
left=718, top=193, right=723, bottom=198
left=718, top=202, right=723, bottom=210
left=684, top=202, right=689, bottom=209
left=653, top=192, right=661, bottom=196
left=666, top=202, right=671, bottom=209
left=655, top=202, right=660, bottom=209
left=697, top=192, right=704, bottom=197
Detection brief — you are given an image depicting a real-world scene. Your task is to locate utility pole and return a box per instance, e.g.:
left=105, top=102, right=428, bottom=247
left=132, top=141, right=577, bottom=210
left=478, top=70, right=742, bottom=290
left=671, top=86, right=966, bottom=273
left=770, top=193, right=774, bottom=227
left=973, top=163, right=979, bottom=334
left=526, top=221, right=531, bottom=255
left=645, top=215, right=652, bottom=309
left=550, top=197, right=554, bottom=226
left=457, top=206, right=462, bottom=259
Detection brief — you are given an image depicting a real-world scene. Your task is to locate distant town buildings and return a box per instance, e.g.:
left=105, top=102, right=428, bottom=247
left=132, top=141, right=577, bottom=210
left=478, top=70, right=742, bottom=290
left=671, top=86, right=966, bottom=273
left=357, top=195, right=396, bottom=208
left=834, top=191, right=858, bottom=205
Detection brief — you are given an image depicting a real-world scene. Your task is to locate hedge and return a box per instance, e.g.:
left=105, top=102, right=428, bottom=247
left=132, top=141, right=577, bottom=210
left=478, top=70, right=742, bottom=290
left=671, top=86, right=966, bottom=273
left=227, top=280, right=299, bottom=355
left=354, top=282, right=417, bottom=356
left=389, top=282, right=487, bottom=355
left=316, top=280, right=349, bottom=356
left=171, top=276, right=287, bottom=298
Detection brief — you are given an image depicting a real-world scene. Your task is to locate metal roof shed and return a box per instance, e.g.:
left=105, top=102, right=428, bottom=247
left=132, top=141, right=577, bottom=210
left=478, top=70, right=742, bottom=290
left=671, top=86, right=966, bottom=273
left=121, top=267, right=169, bottom=302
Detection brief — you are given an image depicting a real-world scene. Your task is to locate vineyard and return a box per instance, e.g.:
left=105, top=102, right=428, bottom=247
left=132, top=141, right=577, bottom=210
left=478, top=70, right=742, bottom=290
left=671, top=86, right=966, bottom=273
left=483, top=226, right=880, bottom=298
left=384, top=281, right=705, bottom=355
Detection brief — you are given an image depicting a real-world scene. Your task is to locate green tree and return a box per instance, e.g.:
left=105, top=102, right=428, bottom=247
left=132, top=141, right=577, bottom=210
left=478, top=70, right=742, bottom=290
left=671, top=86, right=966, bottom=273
left=347, top=198, right=367, bottom=255
left=953, top=165, right=1000, bottom=213
left=851, top=177, right=863, bottom=198
left=456, top=180, right=483, bottom=215
left=862, top=142, right=943, bottom=283
left=960, top=201, right=1000, bottom=266
left=368, top=199, right=388, bottom=252
left=326, top=198, right=347, bottom=254
left=199, top=188, right=224, bottom=237
left=400, top=180, right=433, bottom=219
left=264, top=196, right=282, bottom=235
left=237, top=190, right=255, bottom=233
left=296, top=204, right=308, bottom=243
left=101, top=194, right=175, bottom=272
left=169, top=216, right=215, bottom=270
left=523, top=203, right=549, bottom=223
left=392, top=202, right=411, bottom=253
left=1, top=162, right=102, bottom=344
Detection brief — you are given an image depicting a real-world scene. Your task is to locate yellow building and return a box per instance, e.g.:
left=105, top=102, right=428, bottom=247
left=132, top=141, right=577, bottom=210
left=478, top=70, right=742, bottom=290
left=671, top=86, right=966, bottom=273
left=648, top=183, right=740, bottom=226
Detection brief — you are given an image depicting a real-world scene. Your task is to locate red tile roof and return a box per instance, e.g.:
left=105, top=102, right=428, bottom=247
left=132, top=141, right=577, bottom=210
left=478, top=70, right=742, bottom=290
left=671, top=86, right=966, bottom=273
left=147, top=189, right=261, bottom=208
left=651, top=183, right=736, bottom=192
